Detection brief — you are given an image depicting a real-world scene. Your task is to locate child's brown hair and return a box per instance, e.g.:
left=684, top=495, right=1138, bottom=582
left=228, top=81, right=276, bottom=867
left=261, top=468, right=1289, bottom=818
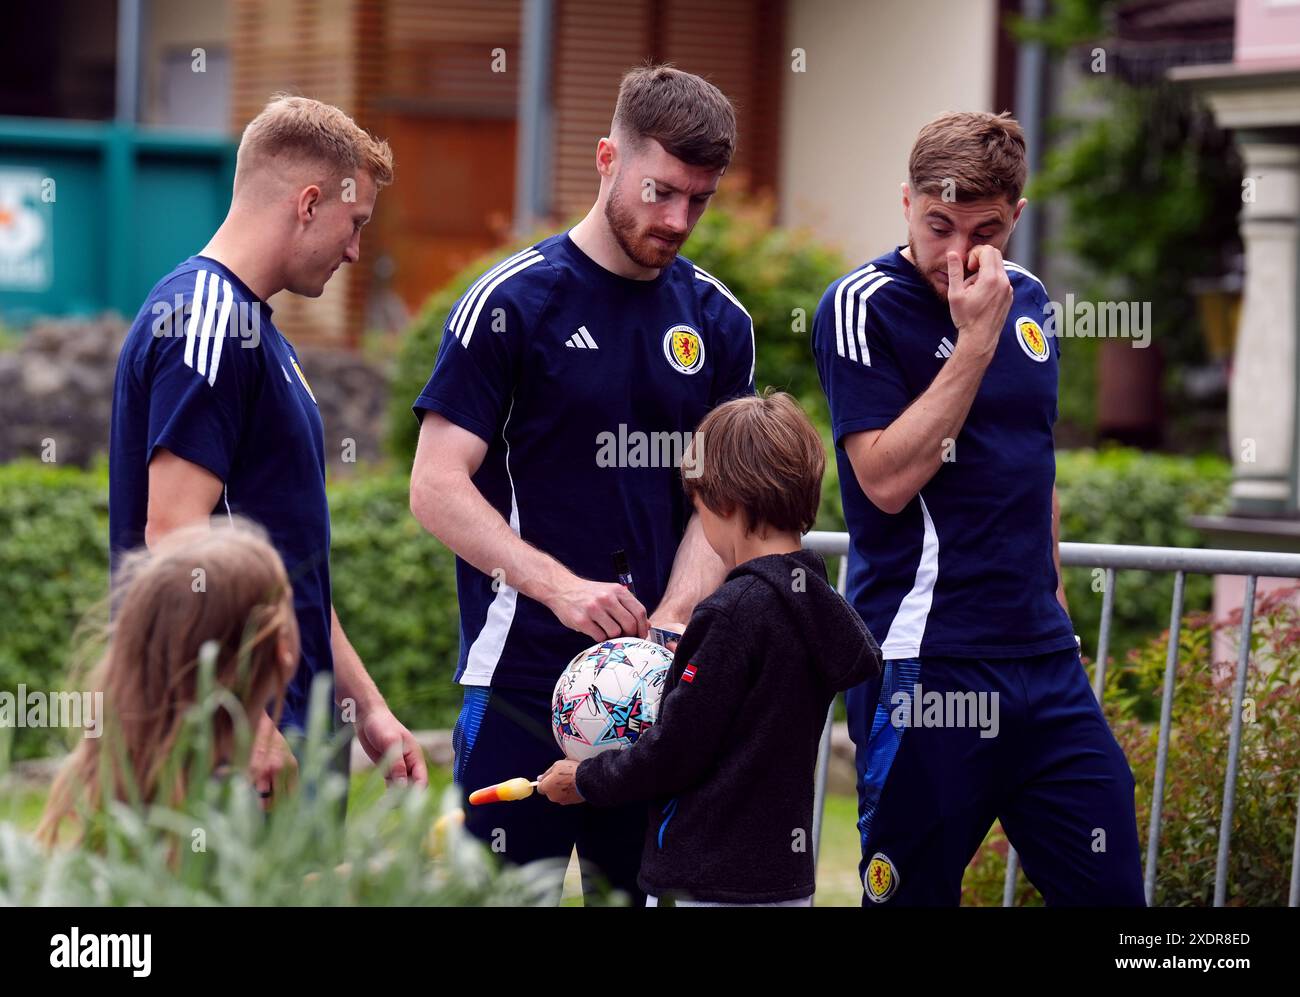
left=682, top=390, right=826, bottom=535
left=37, top=519, right=297, bottom=845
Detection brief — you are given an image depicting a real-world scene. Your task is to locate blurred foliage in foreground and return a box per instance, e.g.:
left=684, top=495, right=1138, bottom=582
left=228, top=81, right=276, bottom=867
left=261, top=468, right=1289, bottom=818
left=0, top=677, right=597, bottom=906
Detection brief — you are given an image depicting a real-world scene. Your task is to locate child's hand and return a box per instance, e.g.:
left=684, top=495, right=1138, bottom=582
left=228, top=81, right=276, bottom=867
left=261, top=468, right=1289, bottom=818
left=650, top=618, right=687, bottom=652
left=538, top=760, right=584, bottom=804
left=251, top=712, right=298, bottom=810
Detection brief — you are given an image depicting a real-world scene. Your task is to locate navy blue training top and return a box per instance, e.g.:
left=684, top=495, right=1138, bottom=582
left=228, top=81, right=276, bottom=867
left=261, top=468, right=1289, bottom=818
left=813, top=247, right=1074, bottom=660
left=109, top=255, right=333, bottom=730
left=413, top=231, right=756, bottom=690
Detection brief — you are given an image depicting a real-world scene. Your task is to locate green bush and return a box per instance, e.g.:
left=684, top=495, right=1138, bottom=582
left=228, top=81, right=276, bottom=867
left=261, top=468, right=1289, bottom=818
left=0, top=461, right=110, bottom=760
left=328, top=470, right=462, bottom=729
left=1013, top=2, right=1242, bottom=438
left=1055, top=447, right=1231, bottom=701
left=1108, top=594, right=1300, bottom=906
left=0, top=460, right=465, bottom=761
left=672, top=194, right=849, bottom=409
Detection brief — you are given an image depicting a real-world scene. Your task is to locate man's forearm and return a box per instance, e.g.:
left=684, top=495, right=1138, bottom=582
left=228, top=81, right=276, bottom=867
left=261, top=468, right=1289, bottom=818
left=331, top=606, right=384, bottom=714
left=411, top=466, right=571, bottom=604
left=652, top=512, right=726, bottom=624
left=848, top=343, right=994, bottom=512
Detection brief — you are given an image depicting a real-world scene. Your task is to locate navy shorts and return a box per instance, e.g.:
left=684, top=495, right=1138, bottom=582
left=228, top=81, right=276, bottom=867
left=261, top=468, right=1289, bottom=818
left=452, top=684, right=647, bottom=905
left=845, top=647, right=1145, bottom=906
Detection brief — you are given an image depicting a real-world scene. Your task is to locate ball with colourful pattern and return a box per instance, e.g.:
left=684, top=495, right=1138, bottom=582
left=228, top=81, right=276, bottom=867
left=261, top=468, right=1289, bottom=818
left=551, top=637, right=674, bottom=761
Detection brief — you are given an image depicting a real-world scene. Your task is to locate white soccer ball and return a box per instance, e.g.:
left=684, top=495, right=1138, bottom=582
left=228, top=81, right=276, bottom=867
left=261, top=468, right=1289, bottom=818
left=551, top=637, right=674, bottom=760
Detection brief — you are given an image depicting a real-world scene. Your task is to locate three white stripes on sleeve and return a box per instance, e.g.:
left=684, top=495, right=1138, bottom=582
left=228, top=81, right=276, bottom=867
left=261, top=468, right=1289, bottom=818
left=448, top=248, right=544, bottom=348
left=184, top=269, right=235, bottom=387
left=833, top=264, right=892, bottom=367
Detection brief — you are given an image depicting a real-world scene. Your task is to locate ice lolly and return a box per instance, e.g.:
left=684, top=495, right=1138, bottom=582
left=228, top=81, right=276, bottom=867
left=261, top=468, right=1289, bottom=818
left=468, top=777, right=537, bottom=805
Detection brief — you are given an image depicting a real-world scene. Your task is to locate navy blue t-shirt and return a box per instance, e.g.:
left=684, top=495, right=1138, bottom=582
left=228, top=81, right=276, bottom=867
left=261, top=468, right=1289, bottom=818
left=414, top=232, right=756, bottom=690
left=109, top=255, right=333, bottom=730
left=812, top=247, right=1074, bottom=659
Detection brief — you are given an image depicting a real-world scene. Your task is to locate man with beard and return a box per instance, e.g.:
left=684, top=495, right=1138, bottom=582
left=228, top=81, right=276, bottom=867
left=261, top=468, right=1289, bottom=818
left=812, top=111, right=1144, bottom=906
left=408, top=65, right=755, bottom=904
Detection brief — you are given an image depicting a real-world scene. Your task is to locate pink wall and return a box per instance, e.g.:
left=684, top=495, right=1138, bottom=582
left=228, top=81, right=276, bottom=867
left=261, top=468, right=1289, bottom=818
left=1236, top=0, right=1300, bottom=66
left=1212, top=575, right=1300, bottom=664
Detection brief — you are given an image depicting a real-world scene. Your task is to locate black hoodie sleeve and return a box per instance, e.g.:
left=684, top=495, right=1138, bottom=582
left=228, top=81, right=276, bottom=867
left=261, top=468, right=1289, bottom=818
left=575, top=605, right=752, bottom=807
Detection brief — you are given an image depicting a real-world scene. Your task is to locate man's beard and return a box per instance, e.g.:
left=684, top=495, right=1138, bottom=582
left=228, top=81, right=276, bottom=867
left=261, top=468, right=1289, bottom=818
left=907, top=236, right=950, bottom=303
left=605, top=173, right=682, bottom=270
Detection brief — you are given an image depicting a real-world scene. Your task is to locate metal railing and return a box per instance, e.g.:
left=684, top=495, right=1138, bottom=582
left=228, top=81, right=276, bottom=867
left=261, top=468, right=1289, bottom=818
left=802, top=531, right=1300, bottom=907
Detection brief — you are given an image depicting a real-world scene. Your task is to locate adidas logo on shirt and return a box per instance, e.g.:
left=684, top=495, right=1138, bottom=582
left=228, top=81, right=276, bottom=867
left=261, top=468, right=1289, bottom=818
left=934, top=337, right=955, bottom=359
left=565, top=325, right=599, bottom=349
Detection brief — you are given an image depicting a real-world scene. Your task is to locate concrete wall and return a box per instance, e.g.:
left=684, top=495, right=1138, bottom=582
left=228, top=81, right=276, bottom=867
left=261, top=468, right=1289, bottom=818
left=0, top=317, right=389, bottom=470
left=780, top=0, right=1000, bottom=266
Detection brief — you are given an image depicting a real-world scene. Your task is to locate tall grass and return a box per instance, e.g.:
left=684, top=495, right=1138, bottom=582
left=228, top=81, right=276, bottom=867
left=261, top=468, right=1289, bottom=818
left=0, top=673, right=594, bottom=907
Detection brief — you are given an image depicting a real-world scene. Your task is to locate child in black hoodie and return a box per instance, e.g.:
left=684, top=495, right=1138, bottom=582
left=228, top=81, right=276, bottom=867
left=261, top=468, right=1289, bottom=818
left=538, top=391, right=882, bottom=906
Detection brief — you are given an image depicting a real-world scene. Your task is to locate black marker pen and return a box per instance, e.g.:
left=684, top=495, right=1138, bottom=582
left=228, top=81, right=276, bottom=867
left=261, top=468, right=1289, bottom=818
left=613, top=549, right=636, bottom=597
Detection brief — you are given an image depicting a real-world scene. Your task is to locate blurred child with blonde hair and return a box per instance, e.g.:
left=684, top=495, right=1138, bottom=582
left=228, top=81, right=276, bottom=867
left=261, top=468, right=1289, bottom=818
left=38, top=519, right=298, bottom=845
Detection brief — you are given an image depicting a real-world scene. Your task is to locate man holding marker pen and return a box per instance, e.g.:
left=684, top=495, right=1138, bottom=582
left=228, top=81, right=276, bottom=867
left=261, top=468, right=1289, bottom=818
left=407, top=66, right=755, bottom=903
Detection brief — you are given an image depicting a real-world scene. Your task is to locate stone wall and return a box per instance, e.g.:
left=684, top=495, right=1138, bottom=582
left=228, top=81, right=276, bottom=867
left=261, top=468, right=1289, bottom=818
left=0, top=317, right=391, bottom=471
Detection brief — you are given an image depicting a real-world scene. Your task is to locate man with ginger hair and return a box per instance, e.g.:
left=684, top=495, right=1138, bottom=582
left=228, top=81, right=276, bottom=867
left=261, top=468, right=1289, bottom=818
left=813, top=111, right=1144, bottom=906
left=109, top=94, right=426, bottom=800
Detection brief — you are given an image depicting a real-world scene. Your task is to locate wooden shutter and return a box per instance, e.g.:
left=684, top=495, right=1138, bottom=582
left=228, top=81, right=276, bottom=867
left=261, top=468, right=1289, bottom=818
left=550, top=0, right=784, bottom=220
